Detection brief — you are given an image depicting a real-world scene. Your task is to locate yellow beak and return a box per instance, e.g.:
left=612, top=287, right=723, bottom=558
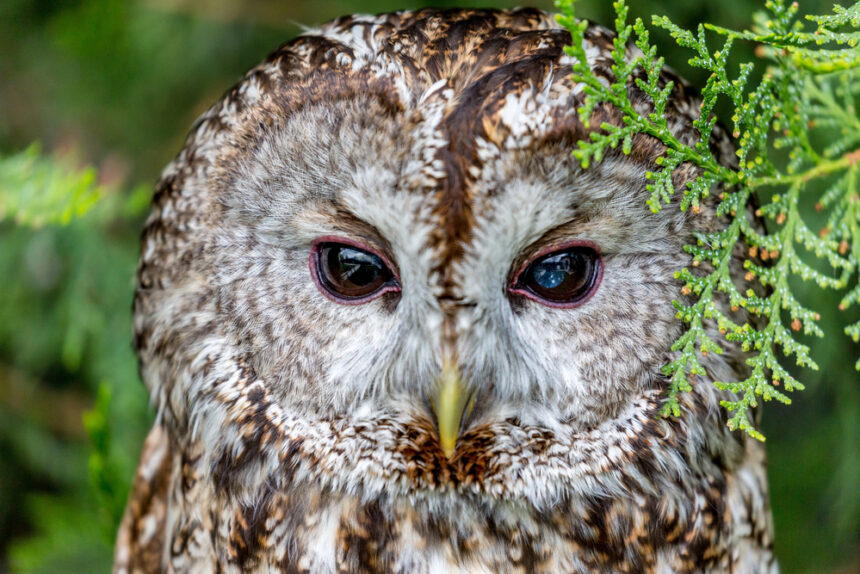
left=432, top=361, right=471, bottom=458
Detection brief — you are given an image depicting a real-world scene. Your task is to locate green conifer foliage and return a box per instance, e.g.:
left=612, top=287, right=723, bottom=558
left=0, top=144, right=101, bottom=227
left=556, top=0, right=860, bottom=439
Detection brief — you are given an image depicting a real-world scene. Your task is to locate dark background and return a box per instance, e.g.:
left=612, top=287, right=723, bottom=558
left=0, top=0, right=857, bottom=571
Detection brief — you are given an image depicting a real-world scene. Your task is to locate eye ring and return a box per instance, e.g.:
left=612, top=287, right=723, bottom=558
left=309, top=236, right=401, bottom=305
left=508, top=240, right=603, bottom=309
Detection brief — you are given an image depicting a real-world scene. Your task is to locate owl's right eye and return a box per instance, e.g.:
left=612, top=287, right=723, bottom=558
left=311, top=240, right=400, bottom=304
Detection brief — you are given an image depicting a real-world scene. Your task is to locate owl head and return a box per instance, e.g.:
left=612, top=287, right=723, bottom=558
left=134, top=8, right=742, bottom=504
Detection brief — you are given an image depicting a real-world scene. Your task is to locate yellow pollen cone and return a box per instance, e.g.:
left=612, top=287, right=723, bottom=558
left=432, top=361, right=470, bottom=458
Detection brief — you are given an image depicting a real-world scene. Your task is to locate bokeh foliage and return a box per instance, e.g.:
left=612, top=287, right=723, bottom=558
left=0, top=1, right=856, bottom=572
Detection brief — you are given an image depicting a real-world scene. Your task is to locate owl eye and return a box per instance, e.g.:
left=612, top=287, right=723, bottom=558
left=312, top=240, right=400, bottom=304
left=510, top=244, right=602, bottom=308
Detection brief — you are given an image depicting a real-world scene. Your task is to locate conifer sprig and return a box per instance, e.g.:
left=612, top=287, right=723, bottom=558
left=556, top=0, right=860, bottom=439
left=0, top=143, right=101, bottom=227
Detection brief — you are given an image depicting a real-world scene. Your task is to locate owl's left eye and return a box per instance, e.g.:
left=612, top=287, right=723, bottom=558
left=311, top=239, right=400, bottom=304
left=509, top=243, right=603, bottom=308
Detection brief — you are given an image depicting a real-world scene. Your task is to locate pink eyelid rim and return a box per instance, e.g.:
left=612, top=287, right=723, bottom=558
left=507, top=239, right=604, bottom=309
left=309, top=235, right=401, bottom=305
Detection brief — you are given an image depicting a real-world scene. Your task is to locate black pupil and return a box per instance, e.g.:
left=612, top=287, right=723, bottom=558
left=320, top=244, right=390, bottom=298
left=521, top=248, right=597, bottom=302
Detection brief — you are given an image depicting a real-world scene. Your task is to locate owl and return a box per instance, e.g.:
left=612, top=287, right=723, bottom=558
left=114, top=8, right=777, bottom=573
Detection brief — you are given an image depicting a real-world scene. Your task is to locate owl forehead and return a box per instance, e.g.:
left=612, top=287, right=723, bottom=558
left=160, top=6, right=703, bottom=313
left=223, top=80, right=590, bottom=292
left=210, top=13, right=633, bottom=289
left=143, top=6, right=718, bottom=308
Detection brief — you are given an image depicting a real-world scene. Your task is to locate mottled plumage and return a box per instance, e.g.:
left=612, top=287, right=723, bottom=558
left=116, top=8, right=776, bottom=573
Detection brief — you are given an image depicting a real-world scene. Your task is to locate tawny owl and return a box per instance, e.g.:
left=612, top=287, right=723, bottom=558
left=115, top=8, right=777, bottom=573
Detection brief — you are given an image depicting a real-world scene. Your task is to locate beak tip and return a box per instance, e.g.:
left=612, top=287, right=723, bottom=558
left=439, top=437, right=457, bottom=459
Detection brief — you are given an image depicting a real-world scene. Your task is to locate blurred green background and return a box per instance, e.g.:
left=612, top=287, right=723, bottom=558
left=0, top=0, right=857, bottom=572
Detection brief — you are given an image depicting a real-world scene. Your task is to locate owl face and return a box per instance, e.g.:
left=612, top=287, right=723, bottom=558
left=216, top=95, right=688, bottom=428
left=135, top=9, right=722, bottom=498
